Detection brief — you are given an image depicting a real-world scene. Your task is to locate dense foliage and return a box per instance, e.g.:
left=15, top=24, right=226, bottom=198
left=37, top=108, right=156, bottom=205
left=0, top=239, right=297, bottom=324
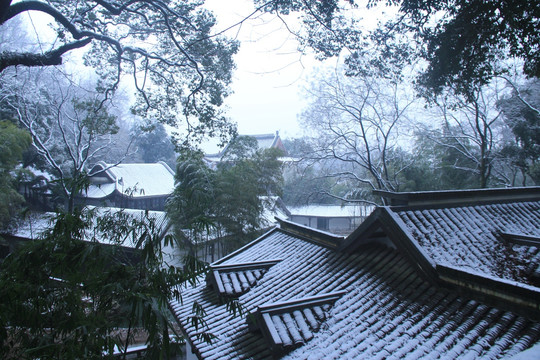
left=0, top=207, right=206, bottom=359
left=133, top=122, right=176, bottom=168
left=168, top=136, right=284, bottom=256
left=255, top=0, right=539, bottom=95
left=0, top=120, right=30, bottom=229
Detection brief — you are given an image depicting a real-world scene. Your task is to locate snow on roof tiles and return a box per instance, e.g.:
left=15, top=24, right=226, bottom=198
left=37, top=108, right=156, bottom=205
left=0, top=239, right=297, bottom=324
left=169, top=228, right=540, bottom=359
left=85, top=162, right=175, bottom=198
left=249, top=291, right=345, bottom=355
left=395, top=200, right=540, bottom=287
left=207, top=260, right=282, bottom=298
left=7, top=207, right=169, bottom=247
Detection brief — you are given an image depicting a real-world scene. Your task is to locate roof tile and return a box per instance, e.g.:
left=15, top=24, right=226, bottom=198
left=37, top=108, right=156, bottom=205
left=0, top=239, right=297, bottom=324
left=395, top=201, right=540, bottom=286
left=170, top=228, right=540, bottom=359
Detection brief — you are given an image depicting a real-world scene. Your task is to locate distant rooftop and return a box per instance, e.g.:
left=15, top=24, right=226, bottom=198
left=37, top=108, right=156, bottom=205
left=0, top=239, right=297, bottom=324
left=287, top=204, right=374, bottom=218
left=84, top=161, right=175, bottom=199
left=205, top=132, right=287, bottom=162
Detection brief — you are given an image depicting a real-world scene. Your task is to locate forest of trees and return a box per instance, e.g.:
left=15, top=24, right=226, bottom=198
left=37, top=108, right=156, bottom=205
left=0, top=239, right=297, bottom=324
left=284, top=71, right=540, bottom=205
left=0, top=0, right=538, bottom=358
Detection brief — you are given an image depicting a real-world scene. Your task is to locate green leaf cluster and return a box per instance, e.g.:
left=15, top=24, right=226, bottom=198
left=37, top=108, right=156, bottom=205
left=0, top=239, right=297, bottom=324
left=0, top=121, right=30, bottom=229
left=0, top=207, right=207, bottom=359
left=168, top=136, right=284, bottom=254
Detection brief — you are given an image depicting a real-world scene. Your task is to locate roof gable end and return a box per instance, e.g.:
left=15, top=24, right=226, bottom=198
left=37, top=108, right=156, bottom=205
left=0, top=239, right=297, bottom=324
left=206, top=259, right=282, bottom=299
left=248, top=291, right=346, bottom=356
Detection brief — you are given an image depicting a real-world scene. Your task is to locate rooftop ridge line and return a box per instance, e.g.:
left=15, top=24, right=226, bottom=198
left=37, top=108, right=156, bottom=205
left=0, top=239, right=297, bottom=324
left=210, top=259, right=283, bottom=271
left=437, top=264, right=540, bottom=320
left=374, top=186, right=540, bottom=207
left=276, top=218, right=344, bottom=249
left=499, top=232, right=540, bottom=247
left=257, top=290, right=347, bottom=314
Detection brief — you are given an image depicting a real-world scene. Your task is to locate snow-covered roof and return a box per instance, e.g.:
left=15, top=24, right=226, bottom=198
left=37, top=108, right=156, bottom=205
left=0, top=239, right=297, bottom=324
left=252, top=133, right=280, bottom=150
left=288, top=204, right=374, bottom=218
left=170, top=209, right=540, bottom=359
left=84, top=162, right=175, bottom=199
left=342, top=187, right=540, bottom=288
left=204, top=132, right=286, bottom=163
left=7, top=207, right=169, bottom=247
left=396, top=201, right=540, bottom=285
left=7, top=212, right=55, bottom=240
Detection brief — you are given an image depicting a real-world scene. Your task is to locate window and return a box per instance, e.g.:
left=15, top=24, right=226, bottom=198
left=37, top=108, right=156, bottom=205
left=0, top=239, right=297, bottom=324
left=317, top=217, right=329, bottom=231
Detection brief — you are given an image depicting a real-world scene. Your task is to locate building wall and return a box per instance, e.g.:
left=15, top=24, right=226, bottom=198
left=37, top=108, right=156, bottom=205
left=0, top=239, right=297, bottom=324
left=290, top=215, right=355, bottom=234
left=79, top=194, right=168, bottom=211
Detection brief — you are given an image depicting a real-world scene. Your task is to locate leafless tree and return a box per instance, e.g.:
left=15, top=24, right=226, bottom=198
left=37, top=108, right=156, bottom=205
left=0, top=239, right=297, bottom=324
left=2, top=67, right=134, bottom=211
left=300, top=67, right=417, bottom=203
left=0, top=0, right=239, bottom=146
left=426, top=81, right=508, bottom=188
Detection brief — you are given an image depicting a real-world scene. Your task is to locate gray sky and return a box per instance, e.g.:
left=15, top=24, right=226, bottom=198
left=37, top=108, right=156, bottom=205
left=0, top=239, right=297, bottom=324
left=204, top=0, right=396, bottom=142
left=205, top=0, right=318, bottom=139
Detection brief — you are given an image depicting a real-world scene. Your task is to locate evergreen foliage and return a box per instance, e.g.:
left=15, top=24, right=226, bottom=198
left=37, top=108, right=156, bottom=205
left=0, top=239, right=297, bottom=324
left=168, top=137, right=284, bottom=256
left=0, top=207, right=207, bottom=359
left=0, top=120, right=30, bottom=229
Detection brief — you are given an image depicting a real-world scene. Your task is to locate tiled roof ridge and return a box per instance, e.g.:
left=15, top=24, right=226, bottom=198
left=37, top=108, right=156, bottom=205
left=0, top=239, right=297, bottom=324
left=276, top=218, right=344, bottom=250
left=375, top=186, right=540, bottom=207
left=256, top=291, right=347, bottom=314
left=342, top=207, right=439, bottom=282
left=500, top=231, right=540, bottom=247
left=437, top=264, right=540, bottom=320
left=210, top=259, right=283, bottom=271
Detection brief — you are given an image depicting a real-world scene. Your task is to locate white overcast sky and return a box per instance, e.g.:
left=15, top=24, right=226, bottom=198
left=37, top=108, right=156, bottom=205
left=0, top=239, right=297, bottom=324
left=204, top=0, right=318, bottom=139
left=204, top=0, right=396, bottom=142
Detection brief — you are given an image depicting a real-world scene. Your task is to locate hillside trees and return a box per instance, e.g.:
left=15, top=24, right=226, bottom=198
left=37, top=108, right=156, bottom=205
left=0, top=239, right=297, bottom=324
left=0, top=0, right=238, bottom=147
left=498, top=79, right=540, bottom=185
left=423, top=82, right=507, bottom=188
left=132, top=121, right=176, bottom=168
left=1, top=68, right=133, bottom=211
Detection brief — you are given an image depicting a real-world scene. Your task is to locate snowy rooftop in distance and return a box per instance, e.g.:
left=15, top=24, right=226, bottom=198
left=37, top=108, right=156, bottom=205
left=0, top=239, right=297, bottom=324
left=288, top=205, right=374, bottom=218
left=84, top=162, right=175, bottom=199
left=204, top=132, right=284, bottom=161
left=7, top=207, right=169, bottom=248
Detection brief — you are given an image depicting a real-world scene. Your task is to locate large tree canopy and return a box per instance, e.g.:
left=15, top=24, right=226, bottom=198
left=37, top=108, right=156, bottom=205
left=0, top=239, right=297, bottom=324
left=256, top=0, right=539, bottom=94
left=0, top=0, right=238, bottom=146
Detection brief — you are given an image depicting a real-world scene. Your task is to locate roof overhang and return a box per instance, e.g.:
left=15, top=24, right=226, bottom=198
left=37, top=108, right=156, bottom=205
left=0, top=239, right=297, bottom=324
left=374, top=187, right=540, bottom=207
